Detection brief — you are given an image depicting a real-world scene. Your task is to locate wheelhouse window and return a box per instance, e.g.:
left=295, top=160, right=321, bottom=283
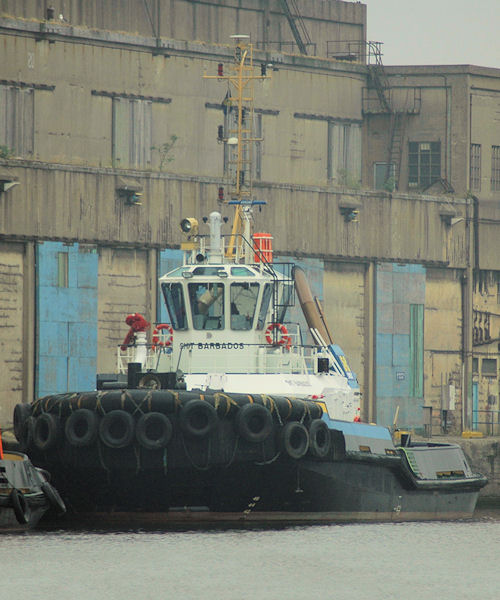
left=230, top=282, right=259, bottom=330
left=231, top=267, right=255, bottom=277
left=277, top=282, right=293, bottom=323
left=161, top=283, right=187, bottom=330
left=188, top=282, right=224, bottom=330
left=257, top=283, right=272, bottom=330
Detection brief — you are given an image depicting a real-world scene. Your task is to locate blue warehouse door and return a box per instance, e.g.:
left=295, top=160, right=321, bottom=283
left=375, top=263, right=426, bottom=429
left=36, top=242, right=98, bottom=397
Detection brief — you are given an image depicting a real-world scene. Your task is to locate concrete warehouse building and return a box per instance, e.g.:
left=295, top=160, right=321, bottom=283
left=0, top=0, right=499, bottom=438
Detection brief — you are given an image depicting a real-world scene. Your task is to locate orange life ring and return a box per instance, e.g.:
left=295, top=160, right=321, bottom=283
left=152, top=324, right=174, bottom=350
left=265, top=323, right=291, bottom=350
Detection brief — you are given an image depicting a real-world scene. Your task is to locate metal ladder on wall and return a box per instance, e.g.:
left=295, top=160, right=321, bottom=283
left=279, top=0, right=311, bottom=55
left=387, top=112, right=406, bottom=189
left=367, top=43, right=391, bottom=113
left=367, top=43, right=408, bottom=190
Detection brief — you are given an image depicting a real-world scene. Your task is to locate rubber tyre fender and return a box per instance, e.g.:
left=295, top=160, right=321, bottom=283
left=179, top=400, right=218, bottom=438
left=23, top=416, right=36, bottom=450
left=99, top=410, right=135, bottom=448
left=65, top=409, right=98, bottom=447
left=10, top=489, right=30, bottom=525
left=13, top=403, right=32, bottom=443
left=308, top=419, right=331, bottom=458
left=138, top=373, right=162, bottom=390
left=235, top=403, right=273, bottom=443
left=41, top=481, right=66, bottom=515
left=33, top=413, right=61, bottom=451
left=281, top=421, right=309, bottom=459
left=136, top=412, right=173, bottom=450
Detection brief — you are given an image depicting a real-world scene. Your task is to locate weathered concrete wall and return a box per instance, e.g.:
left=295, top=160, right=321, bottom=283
left=471, top=270, right=500, bottom=423
left=424, top=268, right=464, bottom=434
left=0, top=243, right=24, bottom=425
left=0, top=19, right=365, bottom=180
left=432, top=436, right=500, bottom=500
left=364, top=67, right=500, bottom=268
left=323, top=261, right=366, bottom=392
left=97, top=247, right=153, bottom=374
left=0, top=0, right=366, bottom=57
left=0, top=159, right=471, bottom=267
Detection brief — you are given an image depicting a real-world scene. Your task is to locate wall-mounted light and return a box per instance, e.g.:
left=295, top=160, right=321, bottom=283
left=0, top=168, right=19, bottom=194
left=439, top=208, right=457, bottom=227
left=116, top=176, right=143, bottom=206
left=339, top=203, right=360, bottom=222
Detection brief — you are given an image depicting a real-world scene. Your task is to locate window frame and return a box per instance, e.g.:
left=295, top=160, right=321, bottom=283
left=470, top=143, right=481, bottom=191
left=408, top=141, right=441, bottom=189
left=491, top=145, right=500, bottom=191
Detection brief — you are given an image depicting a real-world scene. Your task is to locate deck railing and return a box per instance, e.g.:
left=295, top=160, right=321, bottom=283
left=117, top=340, right=331, bottom=377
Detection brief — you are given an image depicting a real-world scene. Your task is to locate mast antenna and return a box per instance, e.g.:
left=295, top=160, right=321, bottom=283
left=204, top=35, right=271, bottom=262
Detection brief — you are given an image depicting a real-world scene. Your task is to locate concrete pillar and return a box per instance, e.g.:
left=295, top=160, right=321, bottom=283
left=147, top=248, right=158, bottom=325
left=22, top=241, right=36, bottom=404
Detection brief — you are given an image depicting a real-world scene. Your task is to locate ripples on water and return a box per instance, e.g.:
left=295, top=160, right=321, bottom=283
left=1, top=510, right=500, bottom=600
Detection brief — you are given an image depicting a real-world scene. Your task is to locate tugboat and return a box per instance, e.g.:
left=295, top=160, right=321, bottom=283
left=13, top=37, right=486, bottom=524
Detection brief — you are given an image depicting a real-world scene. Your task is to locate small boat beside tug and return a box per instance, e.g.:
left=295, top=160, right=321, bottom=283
left=0, top=441, right=65, bottom=531
left=11, top=36, right=487, bottom=525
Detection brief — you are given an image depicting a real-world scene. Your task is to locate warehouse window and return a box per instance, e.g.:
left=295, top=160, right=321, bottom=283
left=328, top=122, right=362, bottom=185
left=470, top=144, right=481, bottom=191
left=57, top=252, right=69, bottom=288
left=408, top=142, right=441, bottom=189
left=112, top=97, right=152, bottom=169
left=374, top=162, right=395, bottom=190
left=482, top=358, right=497, bottom=377
left=491, top=146, right=500, bottom=191
left=0, top=85, right=34, bottom=156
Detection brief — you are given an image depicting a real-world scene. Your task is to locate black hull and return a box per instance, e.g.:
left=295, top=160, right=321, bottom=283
left=42, top=458, right=482, bottom=524
left=17, top=390, right=486, bottom=525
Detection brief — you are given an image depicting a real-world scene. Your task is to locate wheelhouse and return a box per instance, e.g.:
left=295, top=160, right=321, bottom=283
left=160, top=264, right=291, bottom=333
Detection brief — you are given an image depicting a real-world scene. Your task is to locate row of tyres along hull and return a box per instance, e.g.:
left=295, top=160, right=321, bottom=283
left=17, top=389, right=486, bottom=523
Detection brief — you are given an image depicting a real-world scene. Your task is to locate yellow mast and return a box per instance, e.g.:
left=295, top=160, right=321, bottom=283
left=204, top=35, right=270, bottom=260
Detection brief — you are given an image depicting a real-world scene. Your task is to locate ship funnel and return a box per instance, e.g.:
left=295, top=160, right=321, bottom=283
left=208, top=211, right=224, bottom=263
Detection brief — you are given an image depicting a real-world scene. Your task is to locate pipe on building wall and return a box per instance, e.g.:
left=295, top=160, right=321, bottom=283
left=462, top=195, right=474, bottom=431
left=365, top=260, right=376, bottom=423
left=148, top=248, right=158, bottom=326
left=444, top=77, right=452, bottom=184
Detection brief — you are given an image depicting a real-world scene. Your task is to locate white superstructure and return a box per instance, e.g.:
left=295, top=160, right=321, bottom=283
left=118, top=211, right=360, bottom=421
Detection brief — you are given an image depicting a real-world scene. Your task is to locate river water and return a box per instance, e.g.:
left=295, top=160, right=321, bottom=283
left=1, top=509, right=500, bottom=600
